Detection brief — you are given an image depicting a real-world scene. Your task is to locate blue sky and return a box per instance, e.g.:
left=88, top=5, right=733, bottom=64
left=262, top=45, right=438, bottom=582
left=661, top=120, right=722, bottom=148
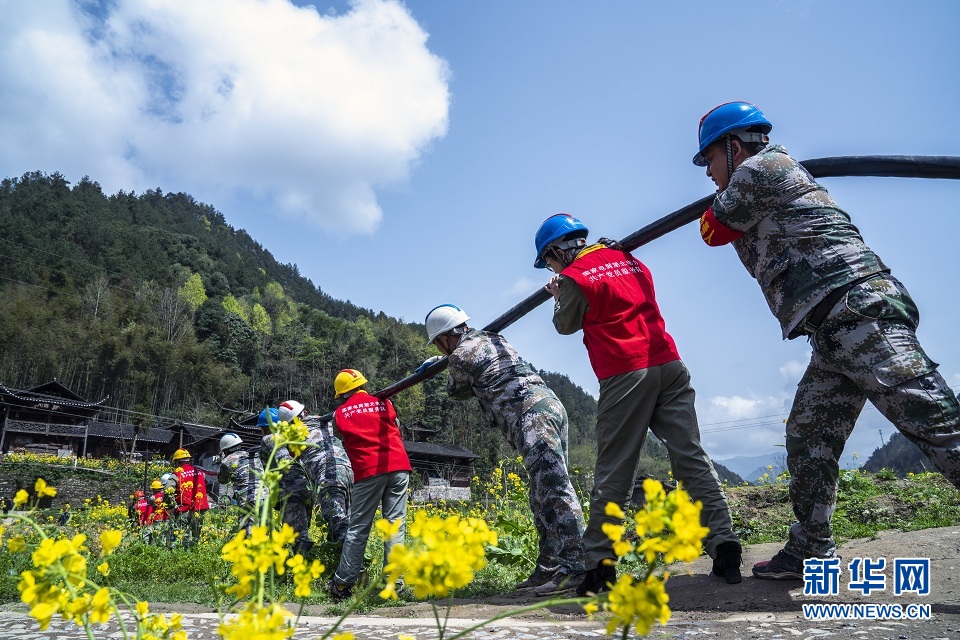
left=2, top=0, right=958, bottom=468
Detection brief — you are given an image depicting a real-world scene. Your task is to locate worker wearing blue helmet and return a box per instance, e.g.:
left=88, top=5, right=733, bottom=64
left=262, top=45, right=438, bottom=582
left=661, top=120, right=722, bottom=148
left=535, top=213, right=742, bottom=592
left=694, top=101, right=960, bottom=580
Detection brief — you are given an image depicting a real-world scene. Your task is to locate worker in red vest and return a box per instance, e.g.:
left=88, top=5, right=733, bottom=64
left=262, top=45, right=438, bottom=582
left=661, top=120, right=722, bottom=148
left=172, top=448, right=209, bottom=548
left=149, top=478, right=170, bottom=523
left=535, top=213, right=742, bottom=593
left=133, top=490, right=152, bottom=526
left=327, top=369, right=411, bottom=601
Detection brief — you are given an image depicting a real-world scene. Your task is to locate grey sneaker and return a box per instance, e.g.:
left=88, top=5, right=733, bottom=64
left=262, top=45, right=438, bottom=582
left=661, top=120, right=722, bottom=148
left=515, top=565, right=559, bottom=591
left=532, top=570, right=584, bottom=596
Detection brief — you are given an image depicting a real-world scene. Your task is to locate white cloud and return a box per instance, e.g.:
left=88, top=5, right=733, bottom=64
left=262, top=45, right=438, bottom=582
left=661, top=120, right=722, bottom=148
left=947, top=372, right=960, bottom=393
left=778, top=356, right=809, bottom=384
left=697, top=391, right=791, bottom=460
left=503, top=276, right=539, bottom=300
left=0, top=0, right=449, bottom=234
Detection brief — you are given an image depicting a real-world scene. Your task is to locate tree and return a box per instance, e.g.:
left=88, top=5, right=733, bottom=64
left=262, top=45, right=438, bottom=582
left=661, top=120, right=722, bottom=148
left=178, top=272, right=208, bottom=313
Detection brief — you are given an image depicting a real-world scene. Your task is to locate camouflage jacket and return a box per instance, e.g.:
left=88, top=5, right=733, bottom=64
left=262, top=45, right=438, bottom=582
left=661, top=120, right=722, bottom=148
left=300, top=417, right=352, bottom=487
left=447, top=328, right=559, bottom=443
left=712, top=145, right=888, bottom=339
left=218, top=449, right=264, bottom=505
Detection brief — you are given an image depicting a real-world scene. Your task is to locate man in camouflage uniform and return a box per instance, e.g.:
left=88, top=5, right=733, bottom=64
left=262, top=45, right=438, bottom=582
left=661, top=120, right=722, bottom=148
left=422, top=304, right=586, bottom=594
left=218, top=432, right=265, bottom=535
left=278, top=400, right=354, bottom=544
left=259, top=408, right=316, bottom=556
left=694, top=101, right=960, bottom=579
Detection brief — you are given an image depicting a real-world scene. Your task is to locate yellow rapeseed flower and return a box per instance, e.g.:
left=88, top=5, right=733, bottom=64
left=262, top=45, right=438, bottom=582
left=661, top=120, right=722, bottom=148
left=8, top=536, right=26, bottom=552
left=89, top=587, right=112, bottom=624
left=100, top=529, right=123, bottom=556
left=34, top=478, right=56, bottom=498
left=14, top=489, right=29, bottom=507
left=603, top=573, right=670, bottom=637
left=379, top=512, right=496, bottom=600
left=97, top=562, right=110, bottom=577
left=218, top=602, right=294, bottom=640
left=604, top=502, right=625, bottom=519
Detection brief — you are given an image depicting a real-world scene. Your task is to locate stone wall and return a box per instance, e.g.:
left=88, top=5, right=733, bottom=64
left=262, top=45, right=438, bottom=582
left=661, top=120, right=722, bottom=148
left=0, top=461, right=140, bottom=509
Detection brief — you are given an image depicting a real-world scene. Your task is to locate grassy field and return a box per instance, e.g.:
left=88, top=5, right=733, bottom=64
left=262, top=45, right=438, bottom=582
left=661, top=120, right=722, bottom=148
left=1, top=468, right=957, bottom=611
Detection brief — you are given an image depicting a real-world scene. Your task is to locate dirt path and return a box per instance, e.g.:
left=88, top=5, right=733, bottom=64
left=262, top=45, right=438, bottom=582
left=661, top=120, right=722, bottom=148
left=2, top=527, right=956, bottom=639
left=355, top=525, right=960, bottom=637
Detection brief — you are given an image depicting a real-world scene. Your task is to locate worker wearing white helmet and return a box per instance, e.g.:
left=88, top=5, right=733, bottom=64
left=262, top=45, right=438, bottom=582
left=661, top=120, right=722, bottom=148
left=421, top=304, right=586, bottom=596
left=278, top=400, right=354, bottom=544
left=258, top=407, right=317, bottom=557
left=218, top=432, right=265, bottom=535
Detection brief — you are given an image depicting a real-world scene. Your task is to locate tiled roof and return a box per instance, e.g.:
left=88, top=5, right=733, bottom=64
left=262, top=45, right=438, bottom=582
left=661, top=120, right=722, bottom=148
left=403, top=441, right=479, bottom=460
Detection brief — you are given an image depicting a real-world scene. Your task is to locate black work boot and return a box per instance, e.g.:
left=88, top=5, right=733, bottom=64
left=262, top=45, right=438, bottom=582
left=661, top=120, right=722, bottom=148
left=712, top=541, right=743, bottom=584
left=575, top=562, right=617, bottom=596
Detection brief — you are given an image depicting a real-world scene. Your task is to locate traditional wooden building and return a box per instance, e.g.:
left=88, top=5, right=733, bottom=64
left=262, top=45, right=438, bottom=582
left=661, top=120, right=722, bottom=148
left=0, top=380, right=108, bottom=455
left=400, top=420, right=479, bottom=501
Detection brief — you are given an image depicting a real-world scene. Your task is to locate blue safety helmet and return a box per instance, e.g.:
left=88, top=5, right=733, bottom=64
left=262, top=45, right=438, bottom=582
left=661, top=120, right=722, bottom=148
left=534, top=213, right=589, bottom=269
left=693, top=101, right=772, bottom=166
left=257, top=407, right=278, bottom=427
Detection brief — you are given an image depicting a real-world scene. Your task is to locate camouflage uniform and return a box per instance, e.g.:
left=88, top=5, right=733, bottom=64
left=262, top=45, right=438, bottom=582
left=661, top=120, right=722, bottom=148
left=710, top=144, right=960, bottom=559
left=218, top=449, right=266, bottom=533
left=300, top=417, right=354, bottom=543
left=447, top=328, right=586, bottom=574
left=261, top=433, right=315, bottom=555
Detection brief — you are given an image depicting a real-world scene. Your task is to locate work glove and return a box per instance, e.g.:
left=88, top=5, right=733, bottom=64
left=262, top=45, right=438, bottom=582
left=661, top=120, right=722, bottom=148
left=699, top=207, right=743, bottom=246
left=416, top=355, right=443, bottom=374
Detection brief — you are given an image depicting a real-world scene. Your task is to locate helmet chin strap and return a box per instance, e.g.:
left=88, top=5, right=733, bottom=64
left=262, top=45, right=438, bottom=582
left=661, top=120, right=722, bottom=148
left=725, top=134, right=734, bottom=183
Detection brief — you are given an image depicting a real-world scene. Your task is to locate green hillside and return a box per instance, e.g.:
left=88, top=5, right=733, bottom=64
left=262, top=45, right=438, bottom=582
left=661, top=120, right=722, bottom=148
left=0, top=170, right=599, bottom=473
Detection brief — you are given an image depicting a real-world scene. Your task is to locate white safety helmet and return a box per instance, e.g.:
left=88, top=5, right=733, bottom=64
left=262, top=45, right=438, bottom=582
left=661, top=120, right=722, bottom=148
left=160, top=473, right=177, bottom=489
left=425, top=304, right=470, bottom=344
left=278, top=400, right=305, bottom=423
left=219, top=432, right=243, bottom=452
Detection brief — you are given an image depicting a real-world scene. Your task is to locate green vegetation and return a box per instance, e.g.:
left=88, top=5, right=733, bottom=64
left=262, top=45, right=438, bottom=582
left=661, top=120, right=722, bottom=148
left=727, top=469, right=960, bottom=545
left=2, top=462, right=956, bottom=609
left=0, top=171, right=599, bottom=475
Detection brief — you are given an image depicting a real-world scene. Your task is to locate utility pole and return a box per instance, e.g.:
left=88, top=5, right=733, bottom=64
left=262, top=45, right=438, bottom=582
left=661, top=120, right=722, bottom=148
left=878, top=429, right=885, bottom=447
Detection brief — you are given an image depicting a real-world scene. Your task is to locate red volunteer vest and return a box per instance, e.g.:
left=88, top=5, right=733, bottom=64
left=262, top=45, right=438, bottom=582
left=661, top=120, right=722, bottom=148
left=135, top=497, right=152, bottom=526
left=175, top=464, right=210, bottom=512
left=151, top=491, right=169, bottom=522
left=561, top=246, right=680, bottom=380
left=334, top=391, right=411, bottom=483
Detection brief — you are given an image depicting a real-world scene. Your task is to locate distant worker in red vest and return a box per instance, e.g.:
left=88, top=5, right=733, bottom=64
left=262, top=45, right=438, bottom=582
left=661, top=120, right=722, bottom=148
left=133, top=490, right=152, bottom=526
left=171, top=448, right=210, bottom=548
left=327, top=369, right=411, bottom=601
left=534, top=213, right=743, bottom=594
left=149, top=478, right=170, bottom=523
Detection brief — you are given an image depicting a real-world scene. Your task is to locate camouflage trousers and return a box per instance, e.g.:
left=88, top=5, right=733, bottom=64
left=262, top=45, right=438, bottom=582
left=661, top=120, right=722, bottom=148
left=511, top=398, right=586, bottom=574
left=278, top=465, right=315, bottom=555
left=316, top=463, right=353, bottom=543
left=583, top=360, right=738, bottom=567
left=786, top=275, right=960, bottom=559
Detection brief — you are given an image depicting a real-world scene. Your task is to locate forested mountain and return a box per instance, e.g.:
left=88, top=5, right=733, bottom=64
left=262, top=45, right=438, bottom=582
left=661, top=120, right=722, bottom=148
left=862, top=432, right=933, bottom=476
left=0, top=171, right=600, bottom=473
